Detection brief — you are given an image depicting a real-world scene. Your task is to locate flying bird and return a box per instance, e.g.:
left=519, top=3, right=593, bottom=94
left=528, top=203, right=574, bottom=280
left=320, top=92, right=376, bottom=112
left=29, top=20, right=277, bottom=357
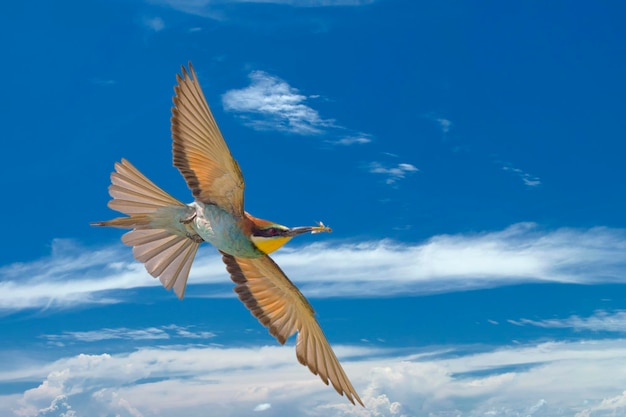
left=92, top=63, right=363, bottom=406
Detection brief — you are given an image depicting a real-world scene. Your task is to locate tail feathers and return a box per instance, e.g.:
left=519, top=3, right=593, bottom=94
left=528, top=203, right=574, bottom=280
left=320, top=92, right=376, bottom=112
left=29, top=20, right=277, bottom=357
left=94, top=159, right=200, bottom=298
left=108, top=158, right=185, bottom=215
left=92, top=159, right=189, bottom=230
left=123, top=228, right=200, bottom=299
left=91, top=215, right=152, bottom=229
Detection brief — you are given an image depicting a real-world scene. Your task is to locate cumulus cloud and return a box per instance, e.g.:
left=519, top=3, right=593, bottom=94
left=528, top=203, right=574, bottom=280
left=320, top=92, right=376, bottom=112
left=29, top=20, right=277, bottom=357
left=367, top=162, right=418, bottom=184
left=576, top=391, right=626, bottom=417
left=4, top=339, right=626, bottom=416
left=1, top=345, right=374, bottom=417
left=325, top=339, right=626, bottom=417
left=2, top=223, right=626, bottom=310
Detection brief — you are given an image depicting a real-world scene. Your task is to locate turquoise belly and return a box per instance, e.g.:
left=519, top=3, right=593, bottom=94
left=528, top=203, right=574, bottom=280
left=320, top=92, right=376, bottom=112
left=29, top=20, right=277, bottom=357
left=192, top=203, right=262, bottom=258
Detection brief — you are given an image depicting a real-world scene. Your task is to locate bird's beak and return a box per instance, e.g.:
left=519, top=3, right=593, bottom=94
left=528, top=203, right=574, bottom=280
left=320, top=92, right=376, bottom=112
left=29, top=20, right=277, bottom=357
left=287, top=222, right=332, bottom=236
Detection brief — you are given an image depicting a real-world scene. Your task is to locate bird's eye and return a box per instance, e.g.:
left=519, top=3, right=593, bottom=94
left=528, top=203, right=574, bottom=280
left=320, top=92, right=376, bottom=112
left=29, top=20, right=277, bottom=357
left=254, top=226, right=285, bottom=238
left=265, top=227, right=279, bottom=236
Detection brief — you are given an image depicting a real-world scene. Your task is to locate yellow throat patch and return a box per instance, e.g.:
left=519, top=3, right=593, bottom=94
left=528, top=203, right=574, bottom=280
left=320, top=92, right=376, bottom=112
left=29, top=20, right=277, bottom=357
left=250, top=235, right=293, bottom=255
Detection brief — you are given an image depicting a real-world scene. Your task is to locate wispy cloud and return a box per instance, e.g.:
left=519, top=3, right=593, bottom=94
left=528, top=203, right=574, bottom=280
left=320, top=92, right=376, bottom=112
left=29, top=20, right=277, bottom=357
left=4, top=339, right=626, bottom=416
left=367, top=162, right=418, bottom=184
left=423, top=112, right=453, bottom=138
left=246, top=0, right=377, bottom=5
left=142, top=16, right=165, bottom=31
left=332, top=135, right=372, bottom=146
left=148, top=0, right=376, bottom=17
left=511, top=310, right=626, bottom=333
left=222, top=71, right=334, bottom=135
left=2, top=223, right=626, bottom=311
left=43, top=325, right=215, bottom=344
left=222, top=71, right=370, bottom=145
left=435, top=117, right=452, bottom=134
left=498, top=162, right=542, bottom=187
left=0, top=243, right=226, bottom=311
left=146, top=0, right=223, bottom=19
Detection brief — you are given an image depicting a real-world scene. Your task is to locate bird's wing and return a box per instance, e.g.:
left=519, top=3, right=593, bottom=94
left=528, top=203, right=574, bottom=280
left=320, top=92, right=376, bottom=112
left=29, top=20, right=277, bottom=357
left=171, top=63, right=245, bottom=217
left=221, top=252, right=363, bottom=406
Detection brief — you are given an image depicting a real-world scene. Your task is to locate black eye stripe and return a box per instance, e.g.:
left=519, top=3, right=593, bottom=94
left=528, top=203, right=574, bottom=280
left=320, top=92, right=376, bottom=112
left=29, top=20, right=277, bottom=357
left=255, top=227, right=282, bottom=237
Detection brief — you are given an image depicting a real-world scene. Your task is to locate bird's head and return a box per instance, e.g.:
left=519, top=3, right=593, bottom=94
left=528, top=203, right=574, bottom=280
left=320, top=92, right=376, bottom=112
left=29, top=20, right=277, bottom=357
left=246, top=214, right=332, bottom=255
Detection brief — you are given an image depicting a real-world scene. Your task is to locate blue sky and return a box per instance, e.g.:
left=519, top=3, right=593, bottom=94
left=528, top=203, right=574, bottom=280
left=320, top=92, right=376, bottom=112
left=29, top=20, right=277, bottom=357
left=2, top=0, right=626, bottom=416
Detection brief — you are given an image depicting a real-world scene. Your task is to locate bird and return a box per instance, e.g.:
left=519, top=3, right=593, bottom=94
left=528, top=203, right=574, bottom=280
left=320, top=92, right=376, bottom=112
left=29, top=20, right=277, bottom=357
left=92, top=63, right=363, bottom=406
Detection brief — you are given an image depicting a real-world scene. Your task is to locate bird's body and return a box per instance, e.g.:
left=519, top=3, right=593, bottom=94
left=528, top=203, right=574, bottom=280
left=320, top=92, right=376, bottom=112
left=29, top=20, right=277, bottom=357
left=191, top=202, right=262, bottom=257
left=147, top=201, right=263, bottom=256
left=93, top=63, right=362, bottom=406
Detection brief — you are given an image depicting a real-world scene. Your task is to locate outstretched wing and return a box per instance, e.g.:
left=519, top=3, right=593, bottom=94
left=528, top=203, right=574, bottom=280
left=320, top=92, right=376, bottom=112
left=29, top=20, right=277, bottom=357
left=221, top=253, right=363, bottom=406
left=171, top=62, right=245, bottom=217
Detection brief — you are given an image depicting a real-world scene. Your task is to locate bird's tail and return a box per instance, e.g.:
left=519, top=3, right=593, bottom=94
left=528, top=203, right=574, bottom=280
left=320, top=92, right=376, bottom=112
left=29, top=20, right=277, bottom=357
left=92, top=158, right=200, bottom=299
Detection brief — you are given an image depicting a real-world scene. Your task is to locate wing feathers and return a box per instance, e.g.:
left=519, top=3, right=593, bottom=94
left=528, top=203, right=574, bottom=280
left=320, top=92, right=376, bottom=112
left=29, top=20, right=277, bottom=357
left=221, top=253, right=363, bottom=405
left=171, top=63, right=245, bottom=215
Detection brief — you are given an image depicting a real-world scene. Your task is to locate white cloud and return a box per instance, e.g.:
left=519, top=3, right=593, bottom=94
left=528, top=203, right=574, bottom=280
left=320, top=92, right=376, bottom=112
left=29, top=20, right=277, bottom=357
left=2, top=223, right=626, bottom=310
left=35, top=394, right=76, bottom=417
left=333, top=136, right=373, bottom=146
left=222, top=71, right=334, bottom=135
left=576, top=391, right=626, bottom=417
left=0, top=238, right=225, bottom=311
left=222, top=71, right=370, bottom=144
left=367, top=162, right=419, bottom=184
left=143, top=16, right=165, bottom=31
left=246, top=0, right=377, bottom=5
left=4, top=339, right=626, bottom=416
left=1, top=345, right=374, bottom=417
left=148, top=0, right=376, bottom=17
left=146, top=0, right=224, bottom=19
left=326, top=339, right=626, bottom=417
left=436, top=117, right=452, bottom=134
left=499, top=162, right=542, bottom=187
left=43, top=325, right=215, bottom=344
left=423, top=113, right=453, bottom=137
left=253, top=403, right=271, bottom=411
left=512, top=310, right=626, bottom=333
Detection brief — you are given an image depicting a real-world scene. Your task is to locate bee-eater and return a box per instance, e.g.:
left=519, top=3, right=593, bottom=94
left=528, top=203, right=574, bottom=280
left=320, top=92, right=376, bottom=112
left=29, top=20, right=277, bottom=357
left=92, top=63, right=362, bottom=405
